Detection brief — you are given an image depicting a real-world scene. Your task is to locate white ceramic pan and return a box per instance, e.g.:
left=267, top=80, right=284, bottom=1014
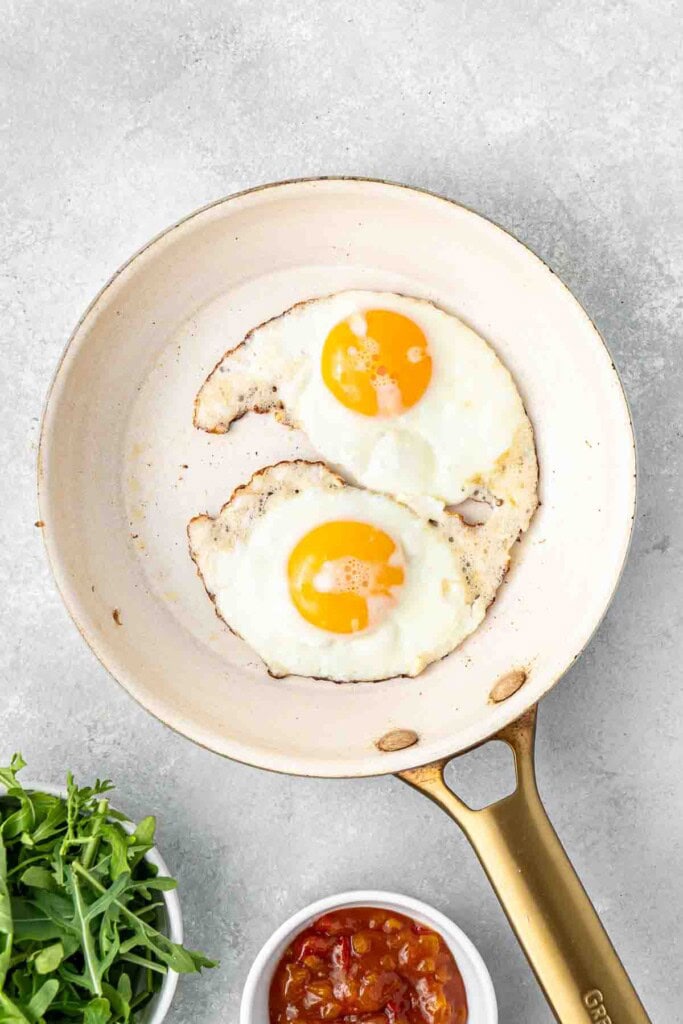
left=39, top=179, right=649, bottom=1023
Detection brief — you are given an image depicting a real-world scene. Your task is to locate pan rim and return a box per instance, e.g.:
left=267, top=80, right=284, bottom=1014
left=37, top=176, right=637, bottom=779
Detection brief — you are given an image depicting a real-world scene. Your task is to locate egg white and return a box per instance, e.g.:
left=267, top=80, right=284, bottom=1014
left=195, top=290, right=532, bottom=506
left=188, top=462, right=487, bottom=682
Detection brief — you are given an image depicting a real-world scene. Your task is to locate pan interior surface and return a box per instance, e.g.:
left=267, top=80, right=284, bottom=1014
left=39, top=180, right=635, bottom=777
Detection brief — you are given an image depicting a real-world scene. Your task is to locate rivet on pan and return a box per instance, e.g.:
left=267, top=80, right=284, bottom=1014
left=489, top=669, right=527, bottom=703
left=376, top=729, right=419, bottom=752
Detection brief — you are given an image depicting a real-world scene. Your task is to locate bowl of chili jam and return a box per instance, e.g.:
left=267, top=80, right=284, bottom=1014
left=240, top=891, right=497, bottom=1024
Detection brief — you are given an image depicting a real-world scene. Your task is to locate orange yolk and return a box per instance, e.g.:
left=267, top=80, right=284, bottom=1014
left=287, top=520, right=405, bottom=634
left=321, top=309, right=432, bottom=417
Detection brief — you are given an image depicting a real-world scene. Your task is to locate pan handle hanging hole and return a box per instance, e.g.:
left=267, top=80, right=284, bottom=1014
left=444, top=741, right=517, bottom=809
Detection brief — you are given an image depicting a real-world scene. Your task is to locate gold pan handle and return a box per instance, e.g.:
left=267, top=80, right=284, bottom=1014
left=398, top=707, right=651, bottom=1024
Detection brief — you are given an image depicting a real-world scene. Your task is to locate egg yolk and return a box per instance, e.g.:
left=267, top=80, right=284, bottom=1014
left=287, top=520, right=405, bottom=634
left=321, top=309, right=432, bottom=417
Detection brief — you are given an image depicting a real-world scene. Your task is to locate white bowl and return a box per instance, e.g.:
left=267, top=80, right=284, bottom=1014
left=240, top=890, right=497, bottom=1024
left=23, top=783, right=183, bottom=1024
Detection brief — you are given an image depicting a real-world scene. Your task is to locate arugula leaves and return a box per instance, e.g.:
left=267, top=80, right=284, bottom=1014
left=0, top=756, right=216, bottom=1022
left=0, top=829, right=13, bottom=990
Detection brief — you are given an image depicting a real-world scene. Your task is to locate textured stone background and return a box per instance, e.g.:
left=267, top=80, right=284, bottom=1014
left=1, top=1, right=681, bottom=1020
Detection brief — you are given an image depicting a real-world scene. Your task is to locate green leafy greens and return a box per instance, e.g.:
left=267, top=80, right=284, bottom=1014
left=0, top=755, right=216, bottom=1022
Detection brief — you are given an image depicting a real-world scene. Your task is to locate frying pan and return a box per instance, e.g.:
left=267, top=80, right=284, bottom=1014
left=38, top=178, right=649, bottom=1023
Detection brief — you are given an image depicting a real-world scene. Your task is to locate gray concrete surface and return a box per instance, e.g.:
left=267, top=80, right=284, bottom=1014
left=1, top=1, right=681, bottom=1020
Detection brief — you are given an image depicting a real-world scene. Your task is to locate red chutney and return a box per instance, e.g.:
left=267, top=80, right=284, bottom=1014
left=269, top=907, right=468, bottom=1024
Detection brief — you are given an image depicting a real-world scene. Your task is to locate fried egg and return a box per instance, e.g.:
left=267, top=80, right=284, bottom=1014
left=188, top=460, right=535, bottom=682
left=194, top=291, right=536, bottom=507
